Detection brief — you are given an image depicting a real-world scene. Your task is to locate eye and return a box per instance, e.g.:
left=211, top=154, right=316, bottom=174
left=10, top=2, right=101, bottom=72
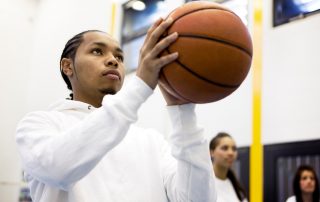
left=221, top=145, right=228, bottom=151
left=115, top=55, right=124, bottom=62
left=92, top=48, right=103, bottom=56
left=232, top=146, right=237, bottom=152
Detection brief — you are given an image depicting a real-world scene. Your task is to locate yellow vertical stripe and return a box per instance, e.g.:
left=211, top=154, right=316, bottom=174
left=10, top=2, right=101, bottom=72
left=110, top=3, right=117, bottom=37
left=250, top=0, right=263, bottom=202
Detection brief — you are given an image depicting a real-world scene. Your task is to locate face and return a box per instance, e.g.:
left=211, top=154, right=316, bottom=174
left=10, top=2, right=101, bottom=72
left=300, top=170, right=316, bottom=194
left=211, top=137, right=237, bottom=169
left=65, top=31, right=125, bottom=100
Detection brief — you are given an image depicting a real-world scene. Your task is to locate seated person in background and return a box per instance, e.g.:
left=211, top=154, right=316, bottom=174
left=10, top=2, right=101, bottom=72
left=286, top=165, right=319, bottom=202
left=209, top=132, right=247, bottom=202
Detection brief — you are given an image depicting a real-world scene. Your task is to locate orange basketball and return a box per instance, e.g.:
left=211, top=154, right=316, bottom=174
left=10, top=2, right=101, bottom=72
left=159, top=1, right=253, bottom=103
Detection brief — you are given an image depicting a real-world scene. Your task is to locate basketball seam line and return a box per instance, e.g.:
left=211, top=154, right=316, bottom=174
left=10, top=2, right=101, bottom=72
left=165, top=48, right=240, bottom=88
left=179, top=34, right=252, bottom=56
left=167, top=7, right=252, bottom=56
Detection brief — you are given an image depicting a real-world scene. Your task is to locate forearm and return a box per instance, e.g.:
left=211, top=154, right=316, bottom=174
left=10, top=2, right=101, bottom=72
left=16, top=76, right=152, bottom=190
left=165, top=104, right=216, bottom=202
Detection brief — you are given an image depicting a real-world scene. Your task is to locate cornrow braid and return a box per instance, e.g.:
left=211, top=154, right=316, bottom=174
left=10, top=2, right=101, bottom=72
left=59, top=30, right=105, bottom=99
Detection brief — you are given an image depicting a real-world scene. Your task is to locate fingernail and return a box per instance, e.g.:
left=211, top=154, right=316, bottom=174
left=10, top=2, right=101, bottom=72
left=172, top=32, right=178, bottom=37
left=166, top=17, right=173, bottom=23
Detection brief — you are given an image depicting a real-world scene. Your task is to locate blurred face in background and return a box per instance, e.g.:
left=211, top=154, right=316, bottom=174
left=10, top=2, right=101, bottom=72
left=300, top=170, right=316, bottom=194
left=211, top=136, right=237, bottom=169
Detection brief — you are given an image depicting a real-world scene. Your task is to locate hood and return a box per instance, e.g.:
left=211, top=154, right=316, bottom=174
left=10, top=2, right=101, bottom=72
left=48, top=99, right=97, bottom=112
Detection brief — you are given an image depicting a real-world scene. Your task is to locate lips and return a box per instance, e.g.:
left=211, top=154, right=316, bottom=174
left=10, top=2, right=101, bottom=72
left=225, top=158, right=234, bottom=163
left=102, top=69, right=121, bottom=80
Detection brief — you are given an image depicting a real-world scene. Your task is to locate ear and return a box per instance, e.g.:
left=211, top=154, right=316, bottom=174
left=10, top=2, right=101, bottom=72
left=61, top=58, right=74, bottom=77
left=210, top=150, right=214, bottom=158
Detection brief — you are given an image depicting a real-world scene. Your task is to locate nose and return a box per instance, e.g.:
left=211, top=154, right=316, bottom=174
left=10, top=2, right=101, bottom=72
left=227, top=149, right=235, bottom=156
left=306, top=178, right=313, bottom=183
left=105, top=54, right=118, bottom=68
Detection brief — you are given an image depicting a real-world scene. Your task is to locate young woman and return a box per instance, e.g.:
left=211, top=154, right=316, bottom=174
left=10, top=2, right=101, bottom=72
left=210, top=132, right=247, bottom=202
left=286, top=165, right=320, bottom=202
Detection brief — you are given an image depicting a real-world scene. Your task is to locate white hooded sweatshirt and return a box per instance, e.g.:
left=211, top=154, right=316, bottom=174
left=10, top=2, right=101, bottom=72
left=16, top=76, right=216, bottom=202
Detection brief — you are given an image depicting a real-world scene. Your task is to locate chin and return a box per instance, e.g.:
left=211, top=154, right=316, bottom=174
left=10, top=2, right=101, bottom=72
left=303, top=188, right=315, bottom=193
left=99, top=88, right=117, bottom=95
left=225, top=163, right=234, bottom=169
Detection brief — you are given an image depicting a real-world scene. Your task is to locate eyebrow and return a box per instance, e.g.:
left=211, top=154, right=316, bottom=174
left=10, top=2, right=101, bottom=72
left=91, top=42, right=123, bottom=53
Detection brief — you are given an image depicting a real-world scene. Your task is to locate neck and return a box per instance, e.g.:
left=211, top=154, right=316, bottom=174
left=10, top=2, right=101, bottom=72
left=73, top=91, right=104, bottom=108
left=301, top=193, right=313, bottom=202
left=213, top=164, right=228, bottom=180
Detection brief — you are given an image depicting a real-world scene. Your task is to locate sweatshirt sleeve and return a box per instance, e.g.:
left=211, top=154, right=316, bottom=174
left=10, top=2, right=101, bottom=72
left=16, top=76, right=152, bottom=190
left=163, top=104, right=217, bottom=202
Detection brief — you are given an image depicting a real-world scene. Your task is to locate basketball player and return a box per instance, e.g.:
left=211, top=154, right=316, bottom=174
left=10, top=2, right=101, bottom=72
left=16, top=18, right=216, bottom=202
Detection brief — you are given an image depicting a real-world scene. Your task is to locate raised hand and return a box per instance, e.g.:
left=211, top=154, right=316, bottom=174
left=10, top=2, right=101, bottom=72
left=158, top=84, right=190, bottom=106
left=136, top=17, right=179, bottom=89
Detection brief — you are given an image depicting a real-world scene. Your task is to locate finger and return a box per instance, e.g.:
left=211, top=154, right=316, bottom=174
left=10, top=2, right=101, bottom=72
left=141, top=18, right=163, bottom=57
left=149, top=32, right=178, bottom=58
left=145, top=18, right=163, bottom=41
left=145, top=17, right=174, bottom=51
left=154, top=52, right=179, bottom=69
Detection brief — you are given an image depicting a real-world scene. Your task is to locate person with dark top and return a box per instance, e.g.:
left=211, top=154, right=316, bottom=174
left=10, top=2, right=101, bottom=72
left=286, top=165, right=319, bottom=202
